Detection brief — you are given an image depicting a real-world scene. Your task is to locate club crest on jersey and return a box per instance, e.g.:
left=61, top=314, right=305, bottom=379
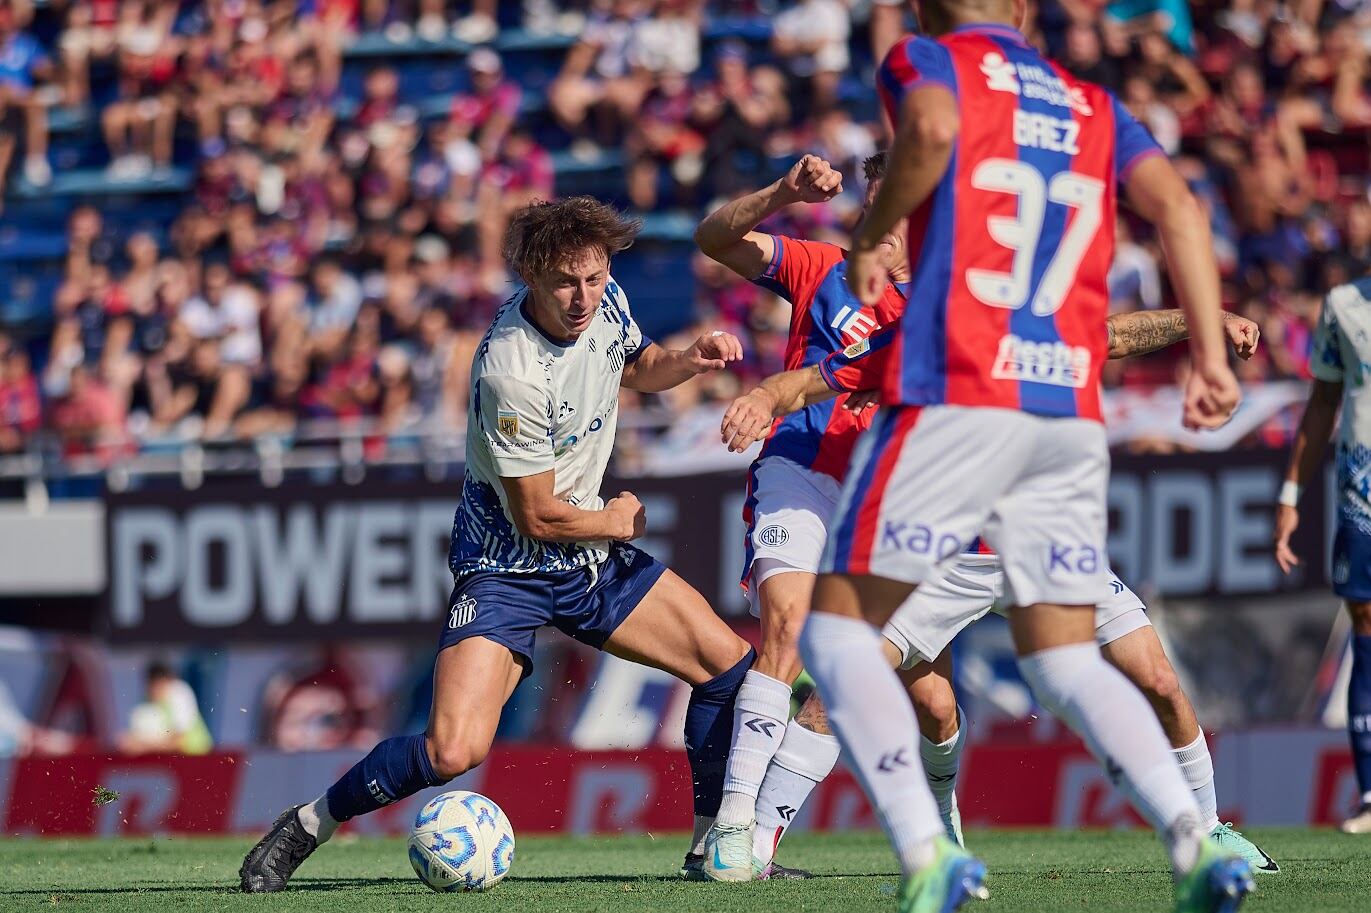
left=497, top=410, right=519, bottom=437
left=449, top=595, right=477, bottom=628
left=991, top=334, right=1091, bottom=388
left=843, top=337, right=871, bottom=359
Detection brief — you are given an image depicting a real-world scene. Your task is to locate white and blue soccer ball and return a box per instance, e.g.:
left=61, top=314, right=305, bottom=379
left=407, top=790, right=515, bottom=892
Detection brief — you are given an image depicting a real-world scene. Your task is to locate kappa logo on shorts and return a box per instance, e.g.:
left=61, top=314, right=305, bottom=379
left=618, top=545, right=636, bottom=566
left=496, top=410, right=519, bottom=437
left=881, top=522, right=961, bottom=560
left=1048, top=543, right=1102, bottom=574
left=449, top=595, right=478, bottom=628
left=1334, top=556, right=1351, bottom=585
left=758, top=525, right=789, bottom=548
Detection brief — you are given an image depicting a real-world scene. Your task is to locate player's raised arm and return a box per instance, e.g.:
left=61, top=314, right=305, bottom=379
left=1122, top=153, right=1241, bottom=429
left=694, top=155, right=843, bottom=279
left=720, top=366, right=836, bottom=453
left=620, top=330, right=744, bottom=392
left=848, top=82, right=958, bottom=305
left=1105, top=310, right=1261, bottom=360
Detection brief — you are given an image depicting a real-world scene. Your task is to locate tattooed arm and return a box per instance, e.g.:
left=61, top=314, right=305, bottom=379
left=1105, top=309, right=1259, bottom=360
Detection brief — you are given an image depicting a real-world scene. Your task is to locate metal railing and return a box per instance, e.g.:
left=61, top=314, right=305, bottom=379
left=0, top=405, right=682, bottom=499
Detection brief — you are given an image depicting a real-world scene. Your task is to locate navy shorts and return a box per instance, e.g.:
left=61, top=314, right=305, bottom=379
left=1332, top=514, right=1371, bottom=602
left=440, top=543, right=667, bottom=674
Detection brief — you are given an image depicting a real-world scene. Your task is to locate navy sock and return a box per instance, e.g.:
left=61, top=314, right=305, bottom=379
left=325, top=732, right=448, bottom=823
left=1350, top=635, right=1371, bottom=802
left=684, top=647, right=755, bottom=818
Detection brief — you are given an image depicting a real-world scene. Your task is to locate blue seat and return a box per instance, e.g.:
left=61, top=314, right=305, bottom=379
left=345, top=31, right=472, bottom=59
left=607, top=244, right=695, bottom=341
left=7, top=167, right=193, bottom=199
left=0, top=229, right=68, bottom=262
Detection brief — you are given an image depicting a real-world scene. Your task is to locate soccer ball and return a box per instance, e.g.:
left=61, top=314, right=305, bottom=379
left=407, top=790, right=515, bottom=892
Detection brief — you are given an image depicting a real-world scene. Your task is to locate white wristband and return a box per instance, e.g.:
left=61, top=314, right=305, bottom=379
left=1278, top=480, right=1302, bottom=508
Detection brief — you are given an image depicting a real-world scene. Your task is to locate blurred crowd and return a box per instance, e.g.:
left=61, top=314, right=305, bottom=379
left=0, top=0, right=1368, bottom=466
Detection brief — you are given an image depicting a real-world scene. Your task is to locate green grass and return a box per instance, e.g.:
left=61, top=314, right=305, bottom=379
left=0, top=829, right=1365, bottom=912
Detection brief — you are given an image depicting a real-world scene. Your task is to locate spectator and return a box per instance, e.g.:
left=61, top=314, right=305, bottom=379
left=409, top=305, right=465, bottom=426
left=0, top=0, right=53, bottom=191
left=308, top=256, right=364, bottom=353
left=1063, top=22, right=1123, bottom=91
left=452, top=0, right=500, bottom=45
left=451, top=47, right=522, bottom=161
left=152, top=337, right=250, bottom=436
left=548, top=0, right=656, bottom=149
left=476, top=128, right=553, bottom=279
left=49, top=365, right=130, bottom=461
left=118, top=662, right=212, bottom=756
left=57, top=0, right=120, bottom=106
left=625, top=68, right=704, bottom=209
left=1131, top=28, right=1210, bottom=122
left=179, top=263, right=264, bottom=368
left=772, top=0, right=851, bottom=113
left=101, top=0, right=179, bottom=178
left=694, top=42, right=789, bottom=199
left=1121, top=74, right=1181, bottom=155
left=0, top=340, right=40, bottom=453
left=1109, top=215, right=1163, bottom=313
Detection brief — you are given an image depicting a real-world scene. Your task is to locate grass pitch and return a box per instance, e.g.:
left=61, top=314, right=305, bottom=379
left=0, top=829, right=1364, bottom=913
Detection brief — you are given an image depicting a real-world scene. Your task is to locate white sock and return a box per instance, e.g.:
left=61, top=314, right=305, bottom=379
left=297, top=794, right=338, bottom=843
left=920, top=714, right=965, bottom=819
left=1017, top=642, right=1203, bottom=875
left=716, top=669, right=793, bottom=826
left=690, top=814, right=713, bottom=856
left=1173, top=732, right=1220, bottom=831
left=799, top=612, right=943, bottom=876
left=753, top=719, right=842, bottom=865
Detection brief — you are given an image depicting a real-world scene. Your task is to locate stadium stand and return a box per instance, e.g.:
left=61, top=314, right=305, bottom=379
left=0, top=0, right=1368, bottom=476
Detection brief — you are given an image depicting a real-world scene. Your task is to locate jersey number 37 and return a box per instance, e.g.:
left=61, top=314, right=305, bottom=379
left=966, top=158, right=1104, bottom=318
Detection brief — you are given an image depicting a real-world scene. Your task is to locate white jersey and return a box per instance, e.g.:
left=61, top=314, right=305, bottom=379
left=1310, top=277, right=1371, bottom=531
left=451, top=279, right=650, bottom=577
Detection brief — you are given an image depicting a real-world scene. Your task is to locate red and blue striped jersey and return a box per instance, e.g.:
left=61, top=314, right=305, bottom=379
left=752, top=236, right=909, bottom=479
left=819, top=325, right=898, bottom=394
left=876, top=24, right=1163, bottom=421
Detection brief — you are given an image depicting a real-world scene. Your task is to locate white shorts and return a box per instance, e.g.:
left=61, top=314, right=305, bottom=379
left=743, top=456, right=841, bottom=617
left=822, top=405, right=1112, bottom=609
left=881, top=556, right=1151, bottom=668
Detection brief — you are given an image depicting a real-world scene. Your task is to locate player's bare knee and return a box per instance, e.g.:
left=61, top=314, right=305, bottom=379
left=426, top=730, right=491, bottom=781
left=912, top=679, right=959, bottom=732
